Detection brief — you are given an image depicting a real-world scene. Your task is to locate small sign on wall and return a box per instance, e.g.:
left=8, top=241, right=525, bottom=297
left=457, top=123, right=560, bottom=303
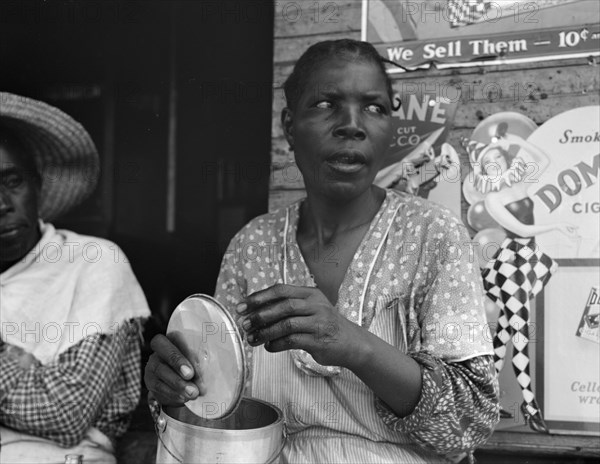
left=362, top=0, right=600, bottom=71
left=539, top=266, right=600, bottom=434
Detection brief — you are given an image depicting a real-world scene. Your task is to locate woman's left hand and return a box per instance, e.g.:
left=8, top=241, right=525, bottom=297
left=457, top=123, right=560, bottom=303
left=236, top=284, right=366, bottom=369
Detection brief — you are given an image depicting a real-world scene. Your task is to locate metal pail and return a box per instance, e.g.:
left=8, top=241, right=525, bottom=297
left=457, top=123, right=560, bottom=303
left=154, top=397, right=286, bottom=464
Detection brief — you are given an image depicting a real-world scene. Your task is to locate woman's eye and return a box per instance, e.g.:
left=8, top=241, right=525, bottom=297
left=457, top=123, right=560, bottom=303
left=315, top=101, right=333, bottom=109
left=365, top=104, right=384, bottom=114
left=3, top=174, right=24, bottom=189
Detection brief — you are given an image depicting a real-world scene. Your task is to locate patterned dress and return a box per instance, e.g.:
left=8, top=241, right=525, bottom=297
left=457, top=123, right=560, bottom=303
left=214, top=189, right=500, bottom=463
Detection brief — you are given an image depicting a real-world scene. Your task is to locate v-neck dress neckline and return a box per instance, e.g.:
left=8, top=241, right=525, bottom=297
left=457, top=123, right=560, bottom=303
left=283, top=190, right=396, bottom=327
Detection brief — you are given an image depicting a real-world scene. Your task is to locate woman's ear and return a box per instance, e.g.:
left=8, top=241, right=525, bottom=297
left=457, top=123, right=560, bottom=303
left=281, top=108, right=294, bottom=151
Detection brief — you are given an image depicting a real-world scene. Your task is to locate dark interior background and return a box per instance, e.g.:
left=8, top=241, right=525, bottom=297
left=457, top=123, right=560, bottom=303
left=0, top=0, right=274, bottom=342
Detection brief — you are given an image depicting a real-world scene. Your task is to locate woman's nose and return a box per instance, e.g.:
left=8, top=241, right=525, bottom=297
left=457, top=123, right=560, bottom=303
left=333, top=106, right=366, bottom=140
left=0, top=189, right=14, bottom=215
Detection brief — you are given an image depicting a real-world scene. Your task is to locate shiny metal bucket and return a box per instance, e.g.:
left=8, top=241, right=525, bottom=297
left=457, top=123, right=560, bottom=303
left=153, top=397, right=286, bottom=464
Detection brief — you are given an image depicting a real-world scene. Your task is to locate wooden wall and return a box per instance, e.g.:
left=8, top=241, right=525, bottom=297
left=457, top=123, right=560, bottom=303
left=269, top=0, right=600, bottom=218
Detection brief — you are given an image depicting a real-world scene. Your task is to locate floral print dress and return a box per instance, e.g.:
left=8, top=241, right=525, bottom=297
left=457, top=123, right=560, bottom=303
left=214, top=189, right=500, bottom=463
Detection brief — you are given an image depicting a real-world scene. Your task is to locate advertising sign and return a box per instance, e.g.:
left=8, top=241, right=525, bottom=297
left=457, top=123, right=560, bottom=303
left=527, top=106, right=600, bottom=434
left=374, top=86, right=462, bottom=215
left=461, top=107, right=600, bottom=434
left=362, top=0, right=600, bottom=71
left=528, top=106, right=600, bottom=261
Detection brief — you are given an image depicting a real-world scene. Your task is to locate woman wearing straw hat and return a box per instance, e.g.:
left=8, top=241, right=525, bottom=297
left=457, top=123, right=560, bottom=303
left=0, top=92, right=150, bottom=463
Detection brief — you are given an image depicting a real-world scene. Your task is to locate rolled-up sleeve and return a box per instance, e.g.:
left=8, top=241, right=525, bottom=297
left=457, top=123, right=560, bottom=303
left=376, top=353, right=499, bottom=457
left=376, top=204, right=500, bottom=457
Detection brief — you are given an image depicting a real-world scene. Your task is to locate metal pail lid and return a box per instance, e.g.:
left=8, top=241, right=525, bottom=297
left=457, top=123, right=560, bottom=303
left=166, top=294, right=246, bottom=420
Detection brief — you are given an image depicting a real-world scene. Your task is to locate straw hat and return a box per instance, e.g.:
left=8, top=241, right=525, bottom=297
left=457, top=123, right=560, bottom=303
left=0, top=92, right=100, bottom=221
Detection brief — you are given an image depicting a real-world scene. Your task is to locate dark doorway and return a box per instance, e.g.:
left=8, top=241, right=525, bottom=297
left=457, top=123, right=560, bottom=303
left=0, top=0, right=274, bottom=334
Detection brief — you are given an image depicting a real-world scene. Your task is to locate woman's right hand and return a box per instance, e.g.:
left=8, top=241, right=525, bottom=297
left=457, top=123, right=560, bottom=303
left=144, top=334, right=203, bottom=406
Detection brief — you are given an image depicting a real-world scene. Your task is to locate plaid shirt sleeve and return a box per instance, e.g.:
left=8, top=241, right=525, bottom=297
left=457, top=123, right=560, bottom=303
left=0, top=319, right=143, bottom=448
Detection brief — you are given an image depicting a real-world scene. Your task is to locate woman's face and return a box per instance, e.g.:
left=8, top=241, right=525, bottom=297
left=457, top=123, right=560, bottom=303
left=481, top=148, right=509, bottom=177
left=0, top=140, right=41, bottom=269
left=282, top=57, right=393, bottom=201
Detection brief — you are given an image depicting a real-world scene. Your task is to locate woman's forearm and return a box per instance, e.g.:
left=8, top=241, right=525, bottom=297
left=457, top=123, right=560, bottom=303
left=344, top=330, right=423, bottom=417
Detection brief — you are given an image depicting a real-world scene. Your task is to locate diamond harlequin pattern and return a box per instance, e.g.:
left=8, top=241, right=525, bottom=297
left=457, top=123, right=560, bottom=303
left=482, top=237, right=557, bottom=429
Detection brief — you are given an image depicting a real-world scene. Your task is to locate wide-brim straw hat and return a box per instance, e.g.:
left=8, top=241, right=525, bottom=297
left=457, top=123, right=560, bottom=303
left=0, top=92, right=99, bottom=221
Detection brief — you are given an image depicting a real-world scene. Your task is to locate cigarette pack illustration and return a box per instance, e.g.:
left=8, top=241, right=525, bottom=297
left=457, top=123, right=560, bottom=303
left=576, top=286, right=600, bottom=344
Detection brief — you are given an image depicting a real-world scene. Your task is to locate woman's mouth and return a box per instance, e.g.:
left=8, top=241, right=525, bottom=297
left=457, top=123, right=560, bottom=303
left=325, top=151, right=367, bottom=174
left=0, top=225, right=25, bottom=240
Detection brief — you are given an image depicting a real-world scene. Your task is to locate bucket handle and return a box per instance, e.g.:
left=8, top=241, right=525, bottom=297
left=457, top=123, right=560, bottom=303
left=148, top=395, right=184, bottom=464
left=265, top=422, right=288, bottom=464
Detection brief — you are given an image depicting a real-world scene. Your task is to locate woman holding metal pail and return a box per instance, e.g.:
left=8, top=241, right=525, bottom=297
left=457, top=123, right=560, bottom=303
left=145, top=39, right=500, bottom=464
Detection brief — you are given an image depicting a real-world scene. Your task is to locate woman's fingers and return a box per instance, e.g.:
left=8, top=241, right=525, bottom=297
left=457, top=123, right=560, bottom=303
left=150, top=334, right=195, bottom=380
left=264, top=333, right=322, bottom=353
left=149, top=380, right=187, bottom=406
left=245, top=313, right=341, bottom=350
left=144, top=353, right=198, bottom=406
left=245, top=315, right=312, bottom=346
left=234, top=284, right=344, bottom=357
left=238, top=284, right=314, bottom=314
left=145, top=334, right=202, bottom=405
left=239, top=297, right=311, bottom=332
